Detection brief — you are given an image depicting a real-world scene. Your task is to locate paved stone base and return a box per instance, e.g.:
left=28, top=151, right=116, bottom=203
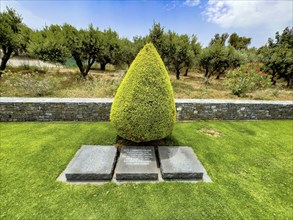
left=57, top=145, right=211, bottom=185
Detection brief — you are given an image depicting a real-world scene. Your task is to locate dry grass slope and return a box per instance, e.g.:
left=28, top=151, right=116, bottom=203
left=1, top=66, right=292, bottom=100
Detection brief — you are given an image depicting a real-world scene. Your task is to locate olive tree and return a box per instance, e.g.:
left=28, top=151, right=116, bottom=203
left=148, top=22, right=169, bottom=63
left=0, top=7, right=31, bottom=75
left=63, top=24, right=103, bottom=78
left=96, top=28, right=120, bottom=70
left=184, top=35, right=201, bottom=76
left=117, top=38, right=135, bottom=68
left=198, top=44, right=245, bottom=84
left=260, top=27, right=293, bottom=87
left=165, top=32, right=196, bottom=80
left=31, top=24, right=103, bottom=78
left=29, top=25, right=69, bottom=64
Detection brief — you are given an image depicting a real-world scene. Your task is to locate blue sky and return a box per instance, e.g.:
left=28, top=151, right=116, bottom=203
left=1, top=0, right=292, bottom=47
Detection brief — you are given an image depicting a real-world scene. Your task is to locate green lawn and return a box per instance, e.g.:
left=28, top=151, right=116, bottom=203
left=0, top=121, right=292, bottom=219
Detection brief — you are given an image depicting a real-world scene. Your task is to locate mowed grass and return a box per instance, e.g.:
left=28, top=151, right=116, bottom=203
left=0, top=121, right=292, bottom=219
left=1, top=66, right=293, bottom=100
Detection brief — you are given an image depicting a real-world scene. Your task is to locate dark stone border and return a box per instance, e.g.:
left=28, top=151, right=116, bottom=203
left=0, top=97, right=292, bottom=122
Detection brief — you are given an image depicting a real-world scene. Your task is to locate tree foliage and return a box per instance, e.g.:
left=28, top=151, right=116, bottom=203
left=29, top=25, right=69, bottom=64
left=148, top=22, right=168, bottom=62
left=31, top=24, right=103, bottom=78
left=165, top=32, right=196, bottom=79
left=228, top=33, right=251, bottom=50
left=117, top=38, right=136, bottom=67
left=63, top=24, right=103, bottom=78
left=184, top=35, right=201, bottom=76
left=148, top=22, right=201, bottom=79
left=96, top=28, right=120, bottom=70
left=0, top=7, right=31, bottom=74
left=198, top=44, right=245, bottom=83
left=209, top=33, right=229, bottom=46
left=30, top=23, right=136, bottom=77
left=133, top=36, right=148, bottom=58
left=4, top=7, right=292, bottom=90
left=260, top=27, right=293, bottom=88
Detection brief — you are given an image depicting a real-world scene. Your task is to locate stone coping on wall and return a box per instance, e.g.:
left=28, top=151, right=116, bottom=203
left=175, top=98, right=292, bottom=105
left=0, top=97, right=114, bottom=103
left=1, top=97, right=292, bottom=105
left=0, top=97, right=292, bottom=122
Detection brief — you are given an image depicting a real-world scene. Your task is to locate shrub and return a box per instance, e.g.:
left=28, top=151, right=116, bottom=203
left=110, top=43, right=176, bottom=143
left=224, top=63, right=271, bottom=96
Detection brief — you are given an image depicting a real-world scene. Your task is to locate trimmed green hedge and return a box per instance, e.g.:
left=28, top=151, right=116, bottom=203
left=110, top=43, right=176, bottom=142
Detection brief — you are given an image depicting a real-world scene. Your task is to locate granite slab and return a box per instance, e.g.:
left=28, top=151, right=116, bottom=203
left=65, top=145, right=117, bottom=181
left=158, top=146, right=205, bottom=179
left=115, top=146, right=158, bottom=180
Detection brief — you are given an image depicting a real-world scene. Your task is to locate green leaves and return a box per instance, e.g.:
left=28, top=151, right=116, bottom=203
left=96, top=28, right=121, bottom=69
left=228, top=33, right=251, bottom=50
left=260, top=27, right=293, bottom=87
left=110, top=43, right=176, bottom=142
left=224, top=64, right=271, bottom=96
left=30, top=23, right=128, bottom=77
left=148, top=22, right=201, bottom=79
left=29, top=25, right=69, bottom=64
left=198, top=44, right=245, bottom=83
left=0, top=8, right=22, bottom=49
left=0, top=7, right=31, bottom=71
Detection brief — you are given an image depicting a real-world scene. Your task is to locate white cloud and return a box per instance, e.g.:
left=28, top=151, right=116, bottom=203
left=165, top=0, right=180, bottom=11
left=165, top=0, right=200, bottom=10
left=203, top=0, right=292, bottom=29
left=0, top=0, right=48, bottom=29
left=184, top=0, right=201, bottom=7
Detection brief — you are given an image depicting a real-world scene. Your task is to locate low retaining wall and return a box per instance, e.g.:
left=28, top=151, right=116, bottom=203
left=0, top=97, right=292, bottom=122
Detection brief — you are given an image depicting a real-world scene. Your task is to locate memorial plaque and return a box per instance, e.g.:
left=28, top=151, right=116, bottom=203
left=158, top=146, right=204, bottom=179
left=65, top=145, right=117, bottom=181
left=115, top=146, right=158, bottom=180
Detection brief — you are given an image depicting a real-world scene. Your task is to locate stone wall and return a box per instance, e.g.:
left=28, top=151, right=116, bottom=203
left=175, top=99, right=292, bottom=120
left=0, top=97, right=292, bottom=122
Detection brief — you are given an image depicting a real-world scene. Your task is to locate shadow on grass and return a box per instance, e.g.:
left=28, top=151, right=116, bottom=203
left=115, top=135, right=181, bottom=148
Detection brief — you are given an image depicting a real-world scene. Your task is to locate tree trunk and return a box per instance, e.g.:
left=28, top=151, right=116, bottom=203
left=270, top=71, right=277, bottom=85
left=73, top=55, right=87, bottom=79
left=216, top=72, right=221, bottom=79
left=204, top=75, right=210, bottom=84
left=176, top=69, right=180, bottom=80
left=84, top=57, right=95, bottom=78
left=287, top=77, right=293, bottom=88
left=184, top=68, right=189, bottom=76
left=126, top=61, right=131, bottom=69
left=100, top=62, right=106, bottom=71
left=216, top=70, right=226, bottom=80
left=0, top=48, right=13, bottom=72
left=203, top=67, right=210, bottom=84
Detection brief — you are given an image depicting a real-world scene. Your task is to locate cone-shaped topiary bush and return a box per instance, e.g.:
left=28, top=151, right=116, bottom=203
left=110, top=43, right=176, bottom=143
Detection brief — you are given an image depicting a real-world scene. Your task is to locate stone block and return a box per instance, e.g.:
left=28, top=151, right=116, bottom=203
left=115, top=146, right=158, bottom=180
left=65, top=145, right=117, bottom=181
left=158, top=146, right=204, bottom=179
